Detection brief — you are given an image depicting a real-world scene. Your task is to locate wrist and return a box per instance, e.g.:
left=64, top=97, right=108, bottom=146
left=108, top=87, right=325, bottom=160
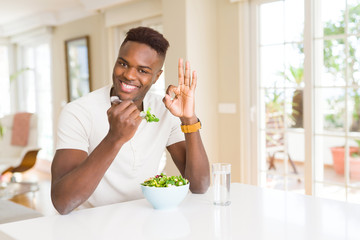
left=180, top=115, right=198, bottom=125
left=104, top=133, right=125, bottom=149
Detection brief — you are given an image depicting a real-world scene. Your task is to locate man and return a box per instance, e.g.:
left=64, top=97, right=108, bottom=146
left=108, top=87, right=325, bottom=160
left=51, top=27, right=210, bottom=215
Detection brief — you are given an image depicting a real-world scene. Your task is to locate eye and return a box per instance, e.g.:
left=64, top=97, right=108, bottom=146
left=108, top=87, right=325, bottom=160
left=138, top=69, right=149, bottom=74
left=118, top=61, right=127, bottom=67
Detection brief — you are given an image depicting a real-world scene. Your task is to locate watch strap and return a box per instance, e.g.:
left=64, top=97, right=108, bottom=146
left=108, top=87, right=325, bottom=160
left=181, top=119, right=201, bottom=133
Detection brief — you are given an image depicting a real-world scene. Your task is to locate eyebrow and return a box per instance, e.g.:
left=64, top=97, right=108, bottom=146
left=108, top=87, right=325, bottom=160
left=118, top=57, right=153, bottom=71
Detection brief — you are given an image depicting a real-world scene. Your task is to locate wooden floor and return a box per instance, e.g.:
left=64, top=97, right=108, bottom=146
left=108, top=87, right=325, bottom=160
left=7, top=159, right=58, bottom=216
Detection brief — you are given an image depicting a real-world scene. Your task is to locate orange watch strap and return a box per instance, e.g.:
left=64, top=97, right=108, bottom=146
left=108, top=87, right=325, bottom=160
left=181, top=119, right=201, bottom=133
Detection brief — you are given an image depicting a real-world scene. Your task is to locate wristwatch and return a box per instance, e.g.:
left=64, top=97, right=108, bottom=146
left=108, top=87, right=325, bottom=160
left=181, top=118, right=202, bottom=133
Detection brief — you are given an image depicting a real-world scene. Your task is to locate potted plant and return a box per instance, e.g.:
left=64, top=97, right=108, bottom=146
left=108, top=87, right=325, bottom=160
left=331, top=140, right=360, bottom=181
left=280, top=65, right=304, bottom=128
left=349, top=141, right=360, bottom=180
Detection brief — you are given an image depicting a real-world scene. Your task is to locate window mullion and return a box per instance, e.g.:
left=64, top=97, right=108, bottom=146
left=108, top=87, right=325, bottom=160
left=304, top=0, right=314, bottom=196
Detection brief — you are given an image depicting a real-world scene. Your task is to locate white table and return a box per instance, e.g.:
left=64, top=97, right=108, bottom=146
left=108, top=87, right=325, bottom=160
left=0, top=183, right=359, bottom=240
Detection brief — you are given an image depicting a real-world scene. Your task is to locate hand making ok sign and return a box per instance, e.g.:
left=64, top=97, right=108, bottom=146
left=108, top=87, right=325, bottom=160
left=163, top=58, right=197, bottom=122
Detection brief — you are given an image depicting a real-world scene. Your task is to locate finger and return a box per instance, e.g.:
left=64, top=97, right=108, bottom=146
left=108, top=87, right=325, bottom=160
left=163, top=94, right=174, bottom=110
left=107, top=107, right=113, bottom=118
left=107, top=99, right=124, bottom=116
left=178, top=58, right=184, bottom=86
left=122, top=102, right=139, bottom=117
left=165, top=85, right=180, bottom=97
left=190, top=70, right=197, bottom=90
left=135, top=115, right=143, bottom=125
left=111, top=100, right=132, bottom=112
left=184, top=61, right=190, bottom=86
left=129, top=107, right=141, bottom=119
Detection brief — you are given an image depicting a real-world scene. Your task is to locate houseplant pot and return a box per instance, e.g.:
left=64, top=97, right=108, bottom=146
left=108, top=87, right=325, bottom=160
left=330, top=146, right=360, bottom=180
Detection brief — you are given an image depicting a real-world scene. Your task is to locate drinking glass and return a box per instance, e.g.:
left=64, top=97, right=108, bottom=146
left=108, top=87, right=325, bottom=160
left=212, top=163, right=231, bottom=206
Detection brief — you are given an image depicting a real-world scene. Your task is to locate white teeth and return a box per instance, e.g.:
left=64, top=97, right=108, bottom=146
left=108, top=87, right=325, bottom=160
left=122, top=82, right=137, bottom=89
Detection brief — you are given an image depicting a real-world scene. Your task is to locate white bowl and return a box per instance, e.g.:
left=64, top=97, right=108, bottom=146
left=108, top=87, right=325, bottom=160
left=141, top=184, right=190, bottom=210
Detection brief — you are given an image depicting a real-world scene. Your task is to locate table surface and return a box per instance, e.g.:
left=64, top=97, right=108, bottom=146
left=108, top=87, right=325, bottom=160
left=0, top=183, right=359, bottom=240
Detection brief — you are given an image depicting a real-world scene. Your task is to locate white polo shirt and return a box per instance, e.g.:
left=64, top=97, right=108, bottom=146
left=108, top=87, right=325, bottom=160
left=56, top=85, right=185, bottom=208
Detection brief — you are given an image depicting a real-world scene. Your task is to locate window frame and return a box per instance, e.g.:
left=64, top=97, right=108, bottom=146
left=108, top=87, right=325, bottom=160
left=250, top=0, right=360, bottom=203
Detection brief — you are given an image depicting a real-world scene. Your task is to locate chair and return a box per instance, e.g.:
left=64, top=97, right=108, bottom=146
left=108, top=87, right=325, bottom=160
left=266, top=112, right=298, bottom=174
left=0, top=113, right=40, bottom=182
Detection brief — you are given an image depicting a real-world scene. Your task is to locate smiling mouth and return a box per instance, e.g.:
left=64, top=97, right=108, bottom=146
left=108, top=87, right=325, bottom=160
left=120, top=81, right=139, bottom=91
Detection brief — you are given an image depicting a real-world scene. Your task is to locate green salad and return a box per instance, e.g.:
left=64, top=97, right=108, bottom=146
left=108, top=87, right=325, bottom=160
left=141, top=173, right=189, bottom=187
left=141, top=107, right=159, bottom=123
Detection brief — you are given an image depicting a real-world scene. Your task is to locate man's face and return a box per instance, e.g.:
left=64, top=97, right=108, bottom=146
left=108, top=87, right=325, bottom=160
left=112, top=41, right=164, bottom=106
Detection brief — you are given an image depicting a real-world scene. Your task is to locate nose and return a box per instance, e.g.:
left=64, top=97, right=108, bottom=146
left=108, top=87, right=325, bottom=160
left=123, top=67, right=137, bottom=81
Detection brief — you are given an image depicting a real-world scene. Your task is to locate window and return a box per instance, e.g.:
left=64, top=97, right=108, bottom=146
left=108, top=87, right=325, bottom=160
left=313, top=0, right=360, bottom=203
left=253, top=0, right=360, bottom=203
left=257, top=0, right=305, bottom=194
left=15, top=38, right=53, bottom=161
left=0, top=45, right=10, bottom=117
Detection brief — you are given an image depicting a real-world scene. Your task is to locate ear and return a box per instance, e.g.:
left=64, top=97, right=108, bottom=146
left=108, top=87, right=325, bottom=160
left=153, top=69, right=163, bottom=84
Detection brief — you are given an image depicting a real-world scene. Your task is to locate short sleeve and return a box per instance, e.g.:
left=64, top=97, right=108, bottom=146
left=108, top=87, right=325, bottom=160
left=166, top=115, right=185, bottom=147
left=56, top=102, right=91, bottom=153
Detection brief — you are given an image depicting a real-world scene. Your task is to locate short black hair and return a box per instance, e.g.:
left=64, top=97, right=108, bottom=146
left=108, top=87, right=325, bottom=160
left=122, top=26, right=170, bottom=58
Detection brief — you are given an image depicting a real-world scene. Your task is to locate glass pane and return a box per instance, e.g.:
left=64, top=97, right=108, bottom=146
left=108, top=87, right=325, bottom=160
left=264, top=88, right=285, bottom=124
left=266, top=174, right=285, bottom=190
left=260, top=45, right=285, bottom=88
left=260, top=130, right=268, bottom=172
left=349, top=88, right=360, bottom=133
left=348, top=36, right=360, bottom=86
left=314, top=39, right=346, bottom=86
left=315, top=88, right=346, bottom=133
left=287, top=131, right=305, bottom=176
left=315, top=136, right=345, bottom=184
left=21, top=47, right=36, bottom=112
left=350, top=155, right=360, bottom=183
left=348, top=0, right=360, bottom=35
left=323, top=39, right=346, bottom=86
left=286, top=89, right=303, bottom=128
left=321, top=0, right=345, bottom=36
left=267, top=148, right=287, bottom=175
left=35, top=44, right=53, bottom=160
left=284, top=0, right=304, bottom=42
left=260, top=1, right=284, bottom=45
left=0, top=46, right=10, bottom=116
left=284, top=44, right=304, bottom=88
left=287, top=176, right=305, bottom=194
left=266, top=132, right=286, bottom=175
left=348, top=188, right=360, bottom=204
left=259, top=88, right=267, bottom=130
left=349, top=138, right=360, bottom=183
left=315, top=183, right=346, bottom=202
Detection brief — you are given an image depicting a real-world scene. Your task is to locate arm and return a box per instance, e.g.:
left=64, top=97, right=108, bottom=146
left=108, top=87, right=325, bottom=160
left=163, top=59, right=210, bottom=193
left=51, top=100, right=142, bottom=215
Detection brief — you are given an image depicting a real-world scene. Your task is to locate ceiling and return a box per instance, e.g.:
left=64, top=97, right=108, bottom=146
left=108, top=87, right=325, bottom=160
left=0, top=0, right=134, bottom=37
left=0, top=0, right=82, bottom=25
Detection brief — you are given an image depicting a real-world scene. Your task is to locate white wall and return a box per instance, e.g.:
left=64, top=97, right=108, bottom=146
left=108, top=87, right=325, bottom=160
left=162, top=0, right=219, bottom=174
left=48, top=0, right=248, bottom=182
left=51, top=14, right=108, bottom=148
